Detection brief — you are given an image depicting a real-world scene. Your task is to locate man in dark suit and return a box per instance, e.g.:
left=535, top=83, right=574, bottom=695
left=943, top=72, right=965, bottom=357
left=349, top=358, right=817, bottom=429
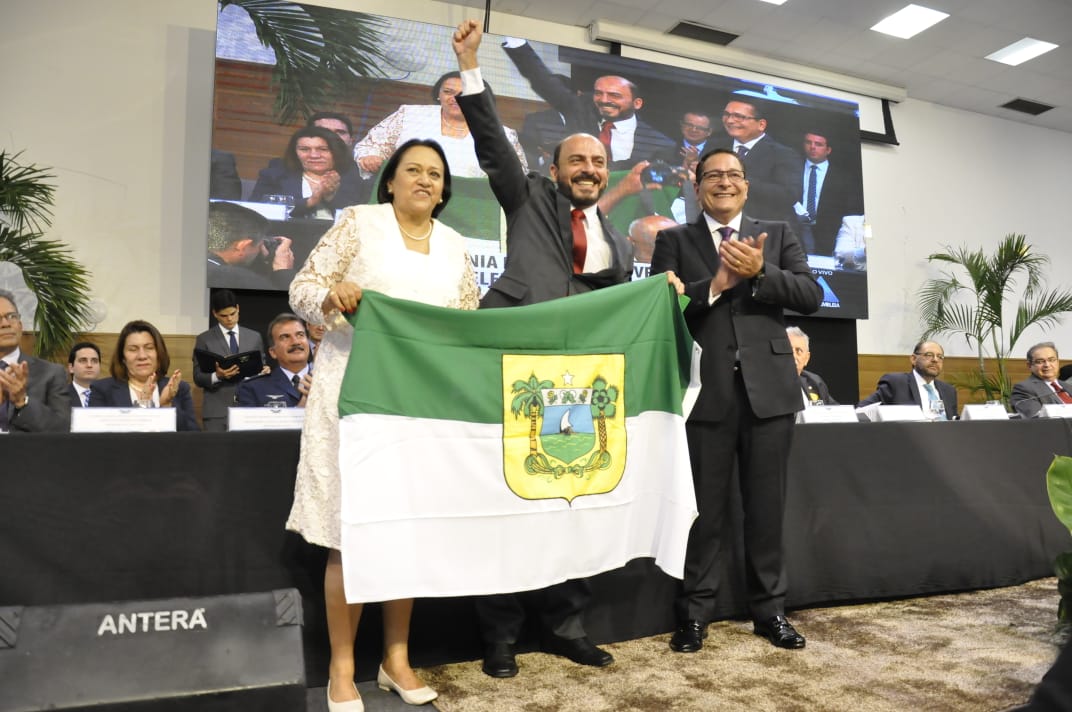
left=207, top=202, right=296, bottom=290
left=501, top=38, right=675, bottom=172
left=66, top=341, right=101, bottom=408
left=1011, top=342, right=1072, bottom=418
left=193, top=289, right=267, bottom=431
left=659, top=111, right=713, bottom=169
left=209, top=149, right=242, bottom=200
left=715, top=99, right=800, bottom=228
left=455, top=19, right=683, bottom=679
left=795, top=131, right=864, bottom=255
left=236, top=314, right=311, bottom=408
left=650, top=147, right=822, bottom=653
left=857, top=340, right=958, bottom=419
left=0, top=289, right=71, bottom=433
left=787, top=326, right=837, bottom=406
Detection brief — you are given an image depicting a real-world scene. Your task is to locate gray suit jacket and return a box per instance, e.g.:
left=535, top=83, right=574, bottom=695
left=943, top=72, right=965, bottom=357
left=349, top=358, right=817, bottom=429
left=6, top=354, right=71, bottom=432
left=457, top=86, right=633, bottom=307
left=192, top=325, right=265, bottom=420
left=1011, top=374, right=1072, bottom=418
left=650, top=214, right=822, bottom=420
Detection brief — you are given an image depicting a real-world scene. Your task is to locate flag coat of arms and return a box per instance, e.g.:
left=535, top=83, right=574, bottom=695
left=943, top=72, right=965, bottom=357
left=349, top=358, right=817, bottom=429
left=337, top=277, right=698, bottom=602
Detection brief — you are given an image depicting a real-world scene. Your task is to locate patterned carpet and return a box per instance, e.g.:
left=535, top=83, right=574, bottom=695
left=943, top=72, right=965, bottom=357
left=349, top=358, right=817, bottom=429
left=417, top=578, right=1065, bottom=712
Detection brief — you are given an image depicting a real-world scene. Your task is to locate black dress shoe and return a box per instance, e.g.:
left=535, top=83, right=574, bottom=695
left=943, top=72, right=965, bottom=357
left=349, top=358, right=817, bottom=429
left=753, top=615, right=806, bottom=649
left=482, top=641, right=519, bottom=678
left=543, top=635, right=614, bottom=667
left=669, top=619, right=707, bottom=653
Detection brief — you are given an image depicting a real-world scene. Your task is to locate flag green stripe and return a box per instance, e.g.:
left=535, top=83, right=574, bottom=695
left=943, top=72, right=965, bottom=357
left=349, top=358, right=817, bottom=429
left=338, top=277, right=692, bottom=424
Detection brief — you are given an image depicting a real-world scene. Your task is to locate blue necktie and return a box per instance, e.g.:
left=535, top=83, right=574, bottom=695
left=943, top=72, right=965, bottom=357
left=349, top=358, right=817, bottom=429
left=806, top=164, right=818, bottom=219
left=924, top=382, right=946, bottom=420
left=227, top=330, right=238, bottom=355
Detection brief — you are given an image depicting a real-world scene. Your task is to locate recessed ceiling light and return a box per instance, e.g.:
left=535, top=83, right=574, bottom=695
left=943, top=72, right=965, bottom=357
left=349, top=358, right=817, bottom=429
left=871, top=4, right=949, bottom=39
left=986, top=38, right=1058, bottom=66
left=757, top=0, right=789, bottom=5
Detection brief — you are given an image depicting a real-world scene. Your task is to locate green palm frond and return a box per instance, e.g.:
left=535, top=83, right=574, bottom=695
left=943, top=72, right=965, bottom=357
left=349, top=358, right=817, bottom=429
left=920, top=234, right=1071, bottom=405
left=0, top=151, right=92, bottom=360
left=221, top=0, right=390, bottom=124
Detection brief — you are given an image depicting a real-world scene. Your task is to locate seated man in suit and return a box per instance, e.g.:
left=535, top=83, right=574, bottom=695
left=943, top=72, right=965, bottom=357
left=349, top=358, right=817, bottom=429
left=236, top=313, right=312, bottom=408
left=858, top=340, right=957, bottom=419
left=193, top=289, right=268, bottom=431
left=67, top=341, right=101, bottom=408
left=787, top=326, right=837, bottom=406
left=0, top=289, right=71, bottom=432
left=1011, top=342, right=1072, bottom=418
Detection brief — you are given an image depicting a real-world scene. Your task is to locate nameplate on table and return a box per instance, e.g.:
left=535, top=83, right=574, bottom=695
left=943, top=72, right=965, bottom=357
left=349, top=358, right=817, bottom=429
left=1039, top=403, right=1072, bottom=419
left=856, top=404, right=927, bottom=423
left=71, top=407, right=177, bottom=432
left=960, top=404, right=1010, bottom=421
left=797, top=405, right=859, bottom=424
left=228, top=407, right=306, bottom=431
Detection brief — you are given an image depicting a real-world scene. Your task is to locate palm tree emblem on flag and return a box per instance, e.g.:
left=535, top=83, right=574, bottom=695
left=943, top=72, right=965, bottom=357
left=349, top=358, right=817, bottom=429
left=502, top=354, right=626, bottom=502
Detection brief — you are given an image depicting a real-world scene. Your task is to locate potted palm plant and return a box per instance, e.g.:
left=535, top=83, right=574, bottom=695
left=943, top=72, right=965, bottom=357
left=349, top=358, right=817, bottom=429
left=0, top=150, right=92, bottom=359
left=918, top=234, right=1072, bottom=405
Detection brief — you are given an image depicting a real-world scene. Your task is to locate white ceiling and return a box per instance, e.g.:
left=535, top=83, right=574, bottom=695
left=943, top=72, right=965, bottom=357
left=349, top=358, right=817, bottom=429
left=457, top=0, right=1072, bottom=134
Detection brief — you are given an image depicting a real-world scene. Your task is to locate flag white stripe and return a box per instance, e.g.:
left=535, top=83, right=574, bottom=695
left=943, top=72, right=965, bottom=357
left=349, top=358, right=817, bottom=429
left=339, top=410, right=696, bottom=601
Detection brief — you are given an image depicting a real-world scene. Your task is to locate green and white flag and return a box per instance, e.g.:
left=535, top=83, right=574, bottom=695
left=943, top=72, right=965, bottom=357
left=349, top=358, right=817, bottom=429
left=337, top=277, right=697, bottom=602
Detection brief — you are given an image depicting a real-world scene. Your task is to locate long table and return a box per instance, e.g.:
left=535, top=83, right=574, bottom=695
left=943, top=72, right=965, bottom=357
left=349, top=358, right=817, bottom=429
left=3, top=420, right=1070, bottom=683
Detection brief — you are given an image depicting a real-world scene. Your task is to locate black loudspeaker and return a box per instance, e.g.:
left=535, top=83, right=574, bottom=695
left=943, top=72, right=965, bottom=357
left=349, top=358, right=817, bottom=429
left=0, top=589, right=306, bottom=711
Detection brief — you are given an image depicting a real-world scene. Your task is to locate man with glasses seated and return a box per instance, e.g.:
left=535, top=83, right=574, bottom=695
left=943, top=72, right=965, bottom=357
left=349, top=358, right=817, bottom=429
left=0, top=289, right=71, bottom=433
left=857, top=340, right=958, bottom=419
left=715, top=99, right=800, bottom=230
left=1011, top=342, right=1072, bottom=418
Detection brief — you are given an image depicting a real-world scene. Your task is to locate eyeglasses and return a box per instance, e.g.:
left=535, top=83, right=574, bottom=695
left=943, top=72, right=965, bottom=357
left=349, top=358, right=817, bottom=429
left=722, top=111, right=757, bottom=122
left=680, top=121, right=711, bottom=131
left=913, top=352, right=945, bottom=361
left=1031, top=356, right=1059, bottom=366
left=700, top=170, right=746, bottom=183
left=0, top=312, right=21, bottom=323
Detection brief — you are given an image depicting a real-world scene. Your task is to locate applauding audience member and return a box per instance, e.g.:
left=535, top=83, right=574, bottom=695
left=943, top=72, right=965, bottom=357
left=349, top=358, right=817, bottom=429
left=89, top=320, right=199, bottom=431
left=236, top=314, right=312, bottom=408
left=0, top=289, right=71, bottom=432
left=67, top=341, right=101, bottom=408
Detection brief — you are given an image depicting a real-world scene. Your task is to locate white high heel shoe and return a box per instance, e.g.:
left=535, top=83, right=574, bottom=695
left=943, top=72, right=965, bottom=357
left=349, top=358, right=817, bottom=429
left=326, top=679, right=364, bottom=712
left=376, top=665, right=438, bottom=705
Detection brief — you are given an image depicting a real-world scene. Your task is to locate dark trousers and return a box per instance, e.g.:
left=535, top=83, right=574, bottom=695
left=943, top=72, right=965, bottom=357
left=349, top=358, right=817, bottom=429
left=677, top=372, right=794, bottom=624
left=474, top=578, right=591, bottom=644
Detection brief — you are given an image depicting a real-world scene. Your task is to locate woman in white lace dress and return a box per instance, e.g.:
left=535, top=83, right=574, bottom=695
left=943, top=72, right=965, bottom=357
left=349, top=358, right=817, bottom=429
left=355, top=71, right=528, bottom=179
left=287, top=138, right=480, bottom=711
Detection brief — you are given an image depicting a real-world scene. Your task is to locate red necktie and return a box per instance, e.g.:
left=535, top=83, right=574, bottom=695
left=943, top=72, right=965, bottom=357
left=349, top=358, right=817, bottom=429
left=1052, top=382, right=1072, bottom=404
left=598, top=121, right=614, bottom=154
left=570, top=209, right=587, bottom=274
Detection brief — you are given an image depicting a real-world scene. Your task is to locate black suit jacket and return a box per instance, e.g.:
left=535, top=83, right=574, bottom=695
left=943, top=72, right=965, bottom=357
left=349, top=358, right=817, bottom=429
left=803, top=161, right=864, bottom=256
left=207, top=253, right=295, bottom=291
left=457, top=87, right=633, bottom=307
left=209, top=149, right=242, bottom=200
left=68, top=382, right=93, bottom=408
left=650, top=214, right=823, bottom=420
left=857, top=372, right=958, bottom=416
left=236, top=368, right=303, bottom=408
left=88, top=377, right=200, bottom=431
left=4, top=355, right=71, bottom=432
left=503, top=42, right=675, bottom=170
left=716, top=136, right=800, bottom=227
left=801, top=369, right=837, bottom=406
